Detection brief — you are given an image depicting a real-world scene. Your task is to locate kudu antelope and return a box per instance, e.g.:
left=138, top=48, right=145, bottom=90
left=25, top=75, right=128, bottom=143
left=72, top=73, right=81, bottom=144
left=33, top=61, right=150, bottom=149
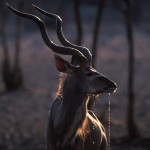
left=6, top=4, right=117, bottom=150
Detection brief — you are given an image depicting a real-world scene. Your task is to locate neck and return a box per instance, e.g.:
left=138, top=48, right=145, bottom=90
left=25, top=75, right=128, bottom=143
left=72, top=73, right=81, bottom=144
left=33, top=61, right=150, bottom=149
left=62, top=76, right=87, bottom=113
left=58, top=76, right=89, bottom=147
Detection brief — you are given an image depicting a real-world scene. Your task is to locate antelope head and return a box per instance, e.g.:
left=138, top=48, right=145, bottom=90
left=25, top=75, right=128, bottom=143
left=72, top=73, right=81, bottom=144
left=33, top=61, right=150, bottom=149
left=54, top=54, right=116, bottom=97
left=6, top=3, right=117, bottom=96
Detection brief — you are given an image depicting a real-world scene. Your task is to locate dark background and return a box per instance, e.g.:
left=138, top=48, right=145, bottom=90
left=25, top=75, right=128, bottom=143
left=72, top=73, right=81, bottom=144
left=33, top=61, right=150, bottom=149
left=0, top=0, right=150, bottom=149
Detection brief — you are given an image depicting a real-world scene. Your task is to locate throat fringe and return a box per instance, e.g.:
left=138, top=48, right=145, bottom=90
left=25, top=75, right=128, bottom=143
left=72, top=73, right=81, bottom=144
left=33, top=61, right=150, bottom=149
left=57, top=73, right=67, bottom=97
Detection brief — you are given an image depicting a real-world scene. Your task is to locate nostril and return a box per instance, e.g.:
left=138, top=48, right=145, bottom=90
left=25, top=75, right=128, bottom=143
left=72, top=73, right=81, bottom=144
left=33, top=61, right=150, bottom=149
left=100, top=76, right=117, bottom=92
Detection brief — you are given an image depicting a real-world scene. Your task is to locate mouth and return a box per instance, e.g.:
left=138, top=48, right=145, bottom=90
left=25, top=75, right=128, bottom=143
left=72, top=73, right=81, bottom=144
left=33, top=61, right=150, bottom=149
left=88, top=87, right=117, bottom=95
left=103, top=87, right=117, bottom=93
left=86, top=82, right=117, bottom=96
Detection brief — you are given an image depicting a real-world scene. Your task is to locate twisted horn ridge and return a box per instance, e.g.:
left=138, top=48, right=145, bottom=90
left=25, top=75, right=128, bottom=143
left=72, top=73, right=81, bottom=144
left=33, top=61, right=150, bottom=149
left=6, top=3, right=88, bottom=66
left=32, top=5, right=92, bottom=65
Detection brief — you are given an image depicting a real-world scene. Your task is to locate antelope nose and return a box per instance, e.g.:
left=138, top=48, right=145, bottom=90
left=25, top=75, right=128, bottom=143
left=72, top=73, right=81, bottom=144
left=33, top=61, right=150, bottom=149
left=108, top=82, right=117, bottom=92
left=100, top=76, right=117, bottom=93
left=111, top=82, right=117, bottom=88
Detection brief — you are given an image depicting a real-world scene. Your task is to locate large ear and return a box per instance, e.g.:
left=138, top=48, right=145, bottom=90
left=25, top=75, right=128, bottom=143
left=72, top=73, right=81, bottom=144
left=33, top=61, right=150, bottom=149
left=54, top=54, right=74, bottom=73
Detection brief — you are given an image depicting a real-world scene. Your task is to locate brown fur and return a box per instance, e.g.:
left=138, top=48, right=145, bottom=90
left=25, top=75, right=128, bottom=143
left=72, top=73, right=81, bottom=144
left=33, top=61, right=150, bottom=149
left=56, top=73, right=67, bottom=97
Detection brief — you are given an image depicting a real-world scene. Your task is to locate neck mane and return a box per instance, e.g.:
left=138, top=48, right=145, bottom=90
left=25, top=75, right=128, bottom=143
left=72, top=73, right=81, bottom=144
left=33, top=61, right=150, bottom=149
left=57, top=73, right=67, bottom=97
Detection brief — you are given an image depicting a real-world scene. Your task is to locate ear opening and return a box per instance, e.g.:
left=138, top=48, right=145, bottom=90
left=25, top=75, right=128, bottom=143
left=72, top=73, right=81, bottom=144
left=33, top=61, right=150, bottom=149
left=54, top=54, right=74, bottom=73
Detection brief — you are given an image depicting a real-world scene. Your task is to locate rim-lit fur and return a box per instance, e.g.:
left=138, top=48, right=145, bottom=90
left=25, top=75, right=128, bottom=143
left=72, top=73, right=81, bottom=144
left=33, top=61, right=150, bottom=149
left=56, top=73, right=67, bottom=97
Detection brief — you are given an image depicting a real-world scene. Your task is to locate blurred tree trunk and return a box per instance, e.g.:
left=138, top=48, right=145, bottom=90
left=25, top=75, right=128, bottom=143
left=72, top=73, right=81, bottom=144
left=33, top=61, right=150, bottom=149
left=13, top=1, right=24, bottom=89
left=58, top=0, right=68, bottom=17
left=91, top=0, right=106, bottom=67
left=73, top=0, right=82, bottom=45
left=123, top=0, right=139, bottom=138
left=133, top=0, right=141, bottom=23
left=1, top=1, right=24, bottom=90
left=1, top=9, right=12, bottom=90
